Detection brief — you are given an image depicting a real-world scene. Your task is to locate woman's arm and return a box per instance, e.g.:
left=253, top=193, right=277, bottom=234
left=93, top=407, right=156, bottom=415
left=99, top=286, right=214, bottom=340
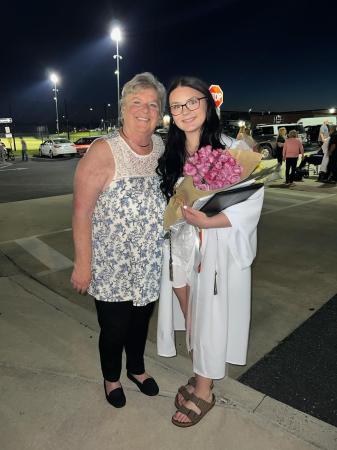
left=283, top=140, right=288, bottom=160
left=71, top=139, right=114, bottom=294
left=181, top=206, right=231, bottom=229
left=277, top=138, right=284, bottom=148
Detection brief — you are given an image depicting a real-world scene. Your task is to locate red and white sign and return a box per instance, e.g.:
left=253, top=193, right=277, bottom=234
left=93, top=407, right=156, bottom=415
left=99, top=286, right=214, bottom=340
left=209, top=85, right=223, bottom=108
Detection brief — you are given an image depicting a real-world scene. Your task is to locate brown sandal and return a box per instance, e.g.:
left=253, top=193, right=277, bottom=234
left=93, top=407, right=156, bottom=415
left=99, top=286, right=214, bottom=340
left=174, top=377, right=214, bottom=409
left=172, top=392, right=216, bottom=428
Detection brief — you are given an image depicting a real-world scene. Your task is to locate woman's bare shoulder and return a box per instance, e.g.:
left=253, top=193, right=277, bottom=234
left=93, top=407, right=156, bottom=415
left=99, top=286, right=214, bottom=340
left=75, top=138, right=115, bottom=181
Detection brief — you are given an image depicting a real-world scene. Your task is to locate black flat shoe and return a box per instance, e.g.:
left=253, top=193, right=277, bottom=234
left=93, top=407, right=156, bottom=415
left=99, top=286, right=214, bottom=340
left=103, top=381, right=126, bottom=408
left=127, top=373, right=159, bottom=396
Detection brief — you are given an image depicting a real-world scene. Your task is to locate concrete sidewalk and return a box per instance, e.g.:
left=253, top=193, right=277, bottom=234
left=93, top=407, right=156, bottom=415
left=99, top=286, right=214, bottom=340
left=1, top=266, right=336, bottom=450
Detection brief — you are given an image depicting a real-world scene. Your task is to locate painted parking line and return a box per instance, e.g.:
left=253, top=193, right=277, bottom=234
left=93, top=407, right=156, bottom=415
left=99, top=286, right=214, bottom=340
left=0, top=167, right=29, bottom=171
left=262, top=189, right=337, bottom=215
left=15, top=236, right=73, bottom=271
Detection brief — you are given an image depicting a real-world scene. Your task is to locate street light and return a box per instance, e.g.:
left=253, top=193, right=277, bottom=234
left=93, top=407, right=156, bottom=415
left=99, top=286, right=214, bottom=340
left=110, top=27, right=123, bottom=125
left=50, top=73, right=60, bottom=134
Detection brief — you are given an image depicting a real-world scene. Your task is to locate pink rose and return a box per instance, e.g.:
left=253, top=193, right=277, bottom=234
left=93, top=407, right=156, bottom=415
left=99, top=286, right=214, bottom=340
left=184, top=162, right=197, bottom=176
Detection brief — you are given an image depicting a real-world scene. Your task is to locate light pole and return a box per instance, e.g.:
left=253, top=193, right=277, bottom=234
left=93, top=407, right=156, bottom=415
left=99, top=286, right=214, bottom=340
left=110, top=27, right=122, bottom=125
left=50, top=73, right=60, bottom=134
left=89, top=107, right=94, bottom=133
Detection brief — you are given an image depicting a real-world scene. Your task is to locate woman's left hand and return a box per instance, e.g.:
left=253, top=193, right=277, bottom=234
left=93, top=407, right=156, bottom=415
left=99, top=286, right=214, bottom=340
left=181, top=206, right=209, bottom=228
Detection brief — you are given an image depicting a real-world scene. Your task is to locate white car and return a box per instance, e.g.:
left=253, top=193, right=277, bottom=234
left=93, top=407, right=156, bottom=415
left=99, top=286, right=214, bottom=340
left=39, top=138, right=77, bottom=158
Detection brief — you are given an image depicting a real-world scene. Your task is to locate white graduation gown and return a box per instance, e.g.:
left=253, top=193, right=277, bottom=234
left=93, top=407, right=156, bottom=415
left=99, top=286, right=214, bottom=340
left=157, top=187, right=264, bottom=379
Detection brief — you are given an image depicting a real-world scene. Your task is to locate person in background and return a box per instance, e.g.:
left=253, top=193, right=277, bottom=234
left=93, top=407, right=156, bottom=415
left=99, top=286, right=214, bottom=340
left=318, top=125, right=337, bottom=181
left=283, top=129, right=304, bottom=185
left=20, top=137, right=28, bottom=161
left=323, top=126, right=337, bottom=184
left=318, top=120, right=330, bottom=147
left=71, top=72, right=166, bottom=408
left=236, top=125, right=245, bottom=140
left=276, top=127, right=287, bottom=166
left=0, top=140, right=6, bottom=162
left=236, top=127, right=257, bottom=150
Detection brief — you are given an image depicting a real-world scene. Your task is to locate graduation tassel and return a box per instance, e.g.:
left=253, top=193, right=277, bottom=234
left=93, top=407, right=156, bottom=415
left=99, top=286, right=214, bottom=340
left=197, top=229, right=203, bottom=273
left=213, top=271, right=218, bottom=295
left=169, top=230, right=173, bottom=281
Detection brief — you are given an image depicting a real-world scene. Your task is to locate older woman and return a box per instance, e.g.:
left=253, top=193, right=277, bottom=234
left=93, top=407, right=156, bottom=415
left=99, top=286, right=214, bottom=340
left=71, top=72, right=166, bottom=408
left=283, top=129, right=304, bottom=185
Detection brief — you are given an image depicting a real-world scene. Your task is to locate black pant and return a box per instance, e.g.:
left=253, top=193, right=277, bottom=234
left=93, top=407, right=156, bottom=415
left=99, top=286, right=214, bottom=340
left=95, top=300, right=155, bottom=382
left=285, top=157, right=298, bottom=183
left=326, top=150, right=337, bottom=181
left=276, top=147, right=283, bottom=164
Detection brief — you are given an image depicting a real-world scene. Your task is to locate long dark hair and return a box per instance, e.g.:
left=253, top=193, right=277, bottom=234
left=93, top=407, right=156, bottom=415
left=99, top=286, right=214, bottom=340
left=156, top=76, right=224, bottom=201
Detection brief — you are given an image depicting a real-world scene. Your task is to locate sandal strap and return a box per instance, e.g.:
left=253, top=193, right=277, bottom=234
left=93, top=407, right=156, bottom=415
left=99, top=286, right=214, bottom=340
left=177, top=404, right=200, bottom=421
left=177, top=385, right=192, bottom=401
left=176, top=393, right=215, bottom=422
left=188, top=392, right=215, bottom=413
left=187, top=376, right=196, bottom=387
left=177, top=377, right=196, bottom=397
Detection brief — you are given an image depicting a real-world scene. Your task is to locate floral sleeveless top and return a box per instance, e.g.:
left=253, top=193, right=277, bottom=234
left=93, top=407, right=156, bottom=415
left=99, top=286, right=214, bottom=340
left=88, top=131, right=166, bottom=306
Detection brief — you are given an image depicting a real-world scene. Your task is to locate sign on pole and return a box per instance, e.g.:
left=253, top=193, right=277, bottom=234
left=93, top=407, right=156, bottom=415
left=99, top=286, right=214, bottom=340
left=209, top=85, right=223, bottom=109
left=0, top=118, right=13, bottom=124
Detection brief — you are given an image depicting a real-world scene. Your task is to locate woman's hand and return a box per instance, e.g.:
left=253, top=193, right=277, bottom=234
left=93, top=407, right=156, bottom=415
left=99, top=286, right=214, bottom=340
left=181, top=205, right=232, bottom=229
left=181, top=205, right=209, bottom=228
left=71, top=263, right=92, bottom=295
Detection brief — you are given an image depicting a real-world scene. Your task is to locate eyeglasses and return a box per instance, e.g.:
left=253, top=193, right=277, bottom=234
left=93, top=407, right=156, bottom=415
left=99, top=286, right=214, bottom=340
left=169, top=96, right=207, bottom=116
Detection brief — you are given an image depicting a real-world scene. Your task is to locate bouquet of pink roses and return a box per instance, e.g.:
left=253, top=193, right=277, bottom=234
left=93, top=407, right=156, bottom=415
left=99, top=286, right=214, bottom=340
left=163, top=147, right=262, bottom=229
left=183, top=145, right=243, bottom=190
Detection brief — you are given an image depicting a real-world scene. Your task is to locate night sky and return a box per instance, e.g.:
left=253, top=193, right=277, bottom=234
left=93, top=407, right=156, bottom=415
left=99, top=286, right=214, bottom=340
left=1, top=0, right=336, bottom=126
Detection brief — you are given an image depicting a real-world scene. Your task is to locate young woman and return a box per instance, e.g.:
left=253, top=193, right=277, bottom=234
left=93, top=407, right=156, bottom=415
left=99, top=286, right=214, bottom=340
left=156, top=76, right=264, bottom=427
left=276, top=127, right=287, bottom=165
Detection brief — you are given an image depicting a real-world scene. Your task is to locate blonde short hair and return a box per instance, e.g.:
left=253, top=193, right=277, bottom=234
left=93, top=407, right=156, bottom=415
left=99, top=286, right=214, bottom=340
left=288, top=129, right=298, bottom=138
left=278, top=127, right=287, bottom=136
left=120, top=72, right=166, bottom=121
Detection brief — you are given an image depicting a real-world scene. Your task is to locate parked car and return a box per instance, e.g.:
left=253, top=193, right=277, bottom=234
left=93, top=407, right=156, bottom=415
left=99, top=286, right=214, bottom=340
left=304, top=125, right=320, bottom=145
left=252, top=123, right=307, bottom=159
left=73, top=136, right=101, bottom=156
left=39, top=138, right=77, bottom=158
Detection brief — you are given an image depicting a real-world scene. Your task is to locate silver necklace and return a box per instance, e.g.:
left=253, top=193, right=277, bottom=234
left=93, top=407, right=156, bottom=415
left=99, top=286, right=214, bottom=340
left=121, top=128, right=151, bottom=148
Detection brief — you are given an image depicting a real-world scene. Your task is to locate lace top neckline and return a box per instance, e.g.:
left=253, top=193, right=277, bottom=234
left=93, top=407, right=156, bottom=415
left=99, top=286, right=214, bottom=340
left=119, top=131, right=155, bottom=158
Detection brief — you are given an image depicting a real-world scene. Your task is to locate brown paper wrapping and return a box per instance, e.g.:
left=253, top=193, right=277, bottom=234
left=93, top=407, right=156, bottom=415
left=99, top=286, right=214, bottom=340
left=163, top=149, right=262, bottom=230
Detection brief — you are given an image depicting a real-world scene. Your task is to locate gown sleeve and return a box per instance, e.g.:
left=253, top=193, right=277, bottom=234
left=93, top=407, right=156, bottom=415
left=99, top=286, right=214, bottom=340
left=220, top=187, right=264, bottom=269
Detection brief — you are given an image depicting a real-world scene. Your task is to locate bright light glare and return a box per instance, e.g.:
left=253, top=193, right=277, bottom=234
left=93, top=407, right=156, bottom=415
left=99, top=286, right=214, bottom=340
left=50, top=73, right=59, bottom=84
left=329, top=107, right=336, bottom=114
left=162, top=115, right=171, bottom=127
left=111, top=27, right=122, bottom=42
left=238, top=120, right=245, bottom=127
